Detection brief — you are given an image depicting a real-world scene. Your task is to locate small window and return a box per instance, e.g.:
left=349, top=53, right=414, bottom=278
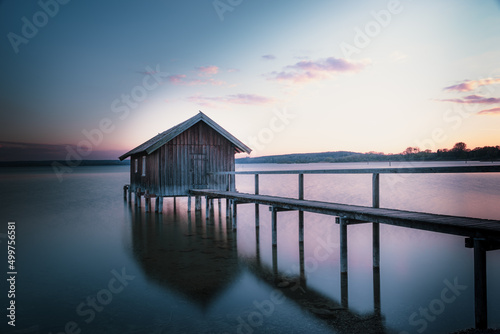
left=142, top=156, right=146, bottom=176
left=134, top=159, right=138, bottom=173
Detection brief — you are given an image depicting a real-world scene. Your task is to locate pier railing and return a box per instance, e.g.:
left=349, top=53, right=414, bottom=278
left=206, top=164, right=500, bottom=330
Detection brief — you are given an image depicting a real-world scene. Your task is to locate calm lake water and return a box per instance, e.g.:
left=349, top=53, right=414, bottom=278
left=1, top=161, right=500, bottom=334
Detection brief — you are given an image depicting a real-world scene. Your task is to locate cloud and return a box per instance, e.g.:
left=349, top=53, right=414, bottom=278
left=268, top=56, right=370, bottom=84
left=167, top=74, right=187, bottom=84
left=166, top=74, right=224, bottom=86
left=437, top=95, right=500, bottom=104
left=188, top=94, right=275, bottom=107
left=390, top=51, right=408, bottom=63
left=196, top=65, right=219, bottom=76
left=444, top=78, right=500, bottom=92
left=478, top=107, right=500, bottom=115
left=262, top=54, right=276, bottom=60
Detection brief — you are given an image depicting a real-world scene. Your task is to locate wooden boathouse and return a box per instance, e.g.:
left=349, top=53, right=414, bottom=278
left=119, top=111, right=251, bottom=207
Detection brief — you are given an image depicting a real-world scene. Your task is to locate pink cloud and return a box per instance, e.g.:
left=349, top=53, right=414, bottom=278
left=187, top=94, right=275, bottom=107
left=196, top=65, right=219, bottom=76
left=438, top=95, right=500, bottom=104
left=268, top=56, right=370, bottom=84
left=167, top=74, right=186, bottom=84
left=478, top=107, right=500, bottom=115
left=444, top=78, right=500, bottom=92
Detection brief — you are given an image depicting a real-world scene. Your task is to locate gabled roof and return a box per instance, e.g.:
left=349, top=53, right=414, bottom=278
left=118, top=111, right=251, bottom=160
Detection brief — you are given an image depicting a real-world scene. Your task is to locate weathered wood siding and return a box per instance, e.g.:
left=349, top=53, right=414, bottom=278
left=129, top=122, right=235, bottom=196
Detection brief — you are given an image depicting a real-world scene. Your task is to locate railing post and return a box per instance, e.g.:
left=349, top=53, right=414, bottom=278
left=474, top=238, right=487, bottom=329
left=298, top=173, right=304, bottom=243
left=255, top=174, right=260, bottom=228
left=372, top=173, right=380, bottom=269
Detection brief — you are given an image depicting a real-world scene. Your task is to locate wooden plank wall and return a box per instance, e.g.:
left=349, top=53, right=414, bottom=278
left=129, top=122, right=235, bottom=196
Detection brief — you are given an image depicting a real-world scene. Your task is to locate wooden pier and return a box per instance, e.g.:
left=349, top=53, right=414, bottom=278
left=126, top=164, right=500, bottom=330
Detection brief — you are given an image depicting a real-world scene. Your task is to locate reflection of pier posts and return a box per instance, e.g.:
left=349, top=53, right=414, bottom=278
left=474, top=238, right=487, bottom=329
left=187, top=196, right=191, bottom=212
left=341, top=272, right=348, bottom=308
left=255, top=225, right=261, bottom=266
left=299, top=240, right=305, bottom=282
left=272, top=245, right=278, bottom=280
left=373, top=266, right=381, bottom=314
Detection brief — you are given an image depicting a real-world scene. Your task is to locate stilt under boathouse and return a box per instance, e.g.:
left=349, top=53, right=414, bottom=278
left=119, top=111, right=252, bottom=212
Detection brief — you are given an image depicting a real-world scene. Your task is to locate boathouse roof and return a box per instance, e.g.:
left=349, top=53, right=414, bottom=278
left=118, top=111, right=251, bottom=160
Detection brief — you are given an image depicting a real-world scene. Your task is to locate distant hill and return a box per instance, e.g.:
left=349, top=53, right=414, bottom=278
left=236, top=151, right=362, bottom=164
left=0, top=160, right=131, bottom=167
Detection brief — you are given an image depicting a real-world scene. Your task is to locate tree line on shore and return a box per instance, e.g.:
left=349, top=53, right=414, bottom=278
left=237, top=143, right=500, bottom=164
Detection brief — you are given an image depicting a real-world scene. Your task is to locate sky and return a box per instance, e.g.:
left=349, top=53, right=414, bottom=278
left=1, top=0, right=500, bottom=161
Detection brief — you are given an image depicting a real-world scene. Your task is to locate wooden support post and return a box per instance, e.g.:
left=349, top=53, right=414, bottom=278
left=299, top=174, right=304, bottom=243
left=155, top=196, right=159, bottom=213
left=218, top=198, right=222, bottom=218
left=255, top=174, right=260, bottom=228
left=158, top=196, right=163, bottom=213
left=128, top=186, right=132, bottom=203
left=123, top=185, right=128, bottom=200
left=205, top=196, right=210, bottom=221
left=195, top=196, right=201, bottom=211
left=232, top=201, right=237, bottom=230
left=187, top=196, right=191, bottom=212
left=135, top=188, right=141, bottom=207
left=226, top=198, right=231, bottom=219
left=474, top=238, right=487, bottom=329
left=145, top=190, right=151, bottom=213
left=272, top=207, right=278, bottom=247
left=372, top=173, right=380, bottom=269
left=340, top=217, right=348, bottom=274
left=173, top=196, right=177, bottom=214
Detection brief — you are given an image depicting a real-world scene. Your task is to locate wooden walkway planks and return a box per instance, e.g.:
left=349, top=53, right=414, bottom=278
left=189, top=189, right=500, bottom=241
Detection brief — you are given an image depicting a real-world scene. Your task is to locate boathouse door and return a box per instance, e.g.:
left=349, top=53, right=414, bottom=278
left=190, top=153, right=208, bottom=189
